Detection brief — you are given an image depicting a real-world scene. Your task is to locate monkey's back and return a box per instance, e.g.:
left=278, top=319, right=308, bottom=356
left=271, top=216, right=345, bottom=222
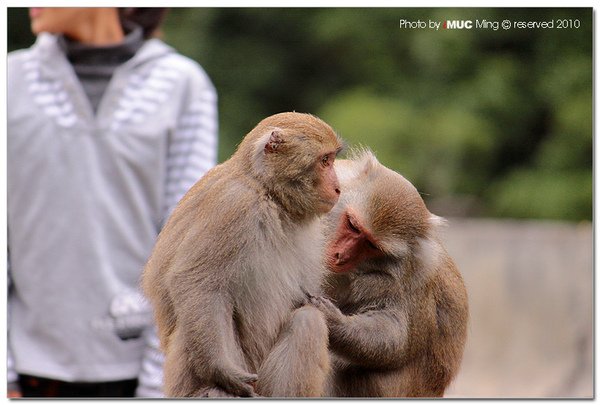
left=325, top=252, right=468, bottom=398
left=426, top=254, right=468, bottom=394
left=143, top=160, right=326, bottom=371
left=141, top=162, right=237, bottom=349
left=390, top=259, right=467, bottom=398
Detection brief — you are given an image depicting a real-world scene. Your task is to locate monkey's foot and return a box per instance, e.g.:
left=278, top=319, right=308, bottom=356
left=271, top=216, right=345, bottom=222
left=196, top=386, right=237, bottom=398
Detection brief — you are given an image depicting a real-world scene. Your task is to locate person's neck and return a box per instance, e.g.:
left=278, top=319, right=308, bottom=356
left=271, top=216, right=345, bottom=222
left=65, top=9, right=124, bottom=46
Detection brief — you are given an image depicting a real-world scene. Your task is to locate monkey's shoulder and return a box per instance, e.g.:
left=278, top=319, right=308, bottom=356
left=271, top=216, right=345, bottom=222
left=431, top=267, right=468, bottom=323
left=176, top=169, right=307, bottom=252
left=179, top=169, right=257, bottom=217
left=428, top=254, right=467, bottom=306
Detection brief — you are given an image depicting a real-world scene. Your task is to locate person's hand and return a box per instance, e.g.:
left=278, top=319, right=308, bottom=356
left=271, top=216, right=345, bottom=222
left=8, top=389, right=22, bottom=398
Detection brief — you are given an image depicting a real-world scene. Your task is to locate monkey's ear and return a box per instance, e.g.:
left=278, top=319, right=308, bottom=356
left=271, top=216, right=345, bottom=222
left=251, top=129, right=285, bottom=174
left=414, top=237, right=443, bottom=284
left=428, top=214, right=448, bottom=228
left=264, top=130, right=285, bottom=153
left=427, top=214, right=448, bottom=240
left=358, top=149, right=378, bottom=177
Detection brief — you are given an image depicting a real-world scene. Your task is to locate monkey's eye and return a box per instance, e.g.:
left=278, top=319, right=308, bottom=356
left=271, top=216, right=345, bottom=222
left=321, top=155, right=330, bottom=167
left=347, top=214, right=360, bottom=234
left=366, top=239, right=378, bottom=250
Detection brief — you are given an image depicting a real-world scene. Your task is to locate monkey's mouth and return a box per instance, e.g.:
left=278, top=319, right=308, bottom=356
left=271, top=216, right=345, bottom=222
left=318, top=198, right=339, bottom=213
left=327, top=255, right=353, bottom=273
left=330, top=265, right=351, bottom=273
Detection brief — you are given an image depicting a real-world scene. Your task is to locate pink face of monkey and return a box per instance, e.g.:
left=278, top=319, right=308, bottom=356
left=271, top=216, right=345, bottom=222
left=325, top=152, right=437, bottom=274
left=326, top=207, right=385, bottom=273
left=315, top=150, right=341, bottom=214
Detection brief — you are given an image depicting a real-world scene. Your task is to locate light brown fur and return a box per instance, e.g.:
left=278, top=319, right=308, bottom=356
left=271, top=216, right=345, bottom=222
left=312, top=151, right=468, bottom=398
left=142, top=112, right=342, bottom=397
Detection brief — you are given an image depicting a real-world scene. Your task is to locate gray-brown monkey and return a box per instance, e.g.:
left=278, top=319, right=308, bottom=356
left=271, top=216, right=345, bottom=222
left=142, top=112, right=343, bottom=397
left=310, top=151, right=468, bottom=397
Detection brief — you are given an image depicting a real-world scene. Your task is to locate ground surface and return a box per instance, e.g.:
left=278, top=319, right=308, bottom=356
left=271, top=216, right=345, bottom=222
left=440, top=218, right=592, bottom=398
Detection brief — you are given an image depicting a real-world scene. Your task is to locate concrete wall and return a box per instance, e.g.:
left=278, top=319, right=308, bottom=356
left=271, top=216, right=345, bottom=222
left=440, top=219, right=592, bottom=398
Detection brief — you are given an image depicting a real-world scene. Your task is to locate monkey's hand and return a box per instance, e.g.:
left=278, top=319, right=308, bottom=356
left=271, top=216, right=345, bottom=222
left=309, top=296, right=345, bottom=325
left=297, top=286, right=326, bottom=309
left=300, top=286, right=316, bottom=299
left=213, top=367, right=258, bottom=397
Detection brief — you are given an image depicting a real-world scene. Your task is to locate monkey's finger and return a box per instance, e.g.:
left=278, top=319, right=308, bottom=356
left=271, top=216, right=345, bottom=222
left=310, top=296, right=329, bottom=307
left=241, top=373, right=259, bottom=384
left=214, top=369, right=258, bottom=397
left=220, top=380, right=256, bottom=398
left=358, top=303, right=381, bottom=313
left=309, top=298, right=325, bottom=310
left=300, top=286, right=316, bottom=299
left=308, top=296, right=325, bottom=310
left=323, top=297, right=338, bottom=309
left=312, top=296, right=344, bottom=322
left=233, top=372, right=258, bottom=397
left=307, top=294, right=324, bottom=305
left=318, top=296, right=338, bottom=309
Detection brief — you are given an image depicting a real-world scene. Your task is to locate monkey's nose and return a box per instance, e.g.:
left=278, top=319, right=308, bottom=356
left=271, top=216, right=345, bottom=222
left=335, top=187, right=341, bottom=195
left=334, top=252, right=345, bottom=265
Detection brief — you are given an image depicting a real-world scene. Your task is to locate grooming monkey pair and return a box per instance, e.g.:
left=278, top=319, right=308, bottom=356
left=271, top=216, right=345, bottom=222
left=142, top=112, right=468, bottom=398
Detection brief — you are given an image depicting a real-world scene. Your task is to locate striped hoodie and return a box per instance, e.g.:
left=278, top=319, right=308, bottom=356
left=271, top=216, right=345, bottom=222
left=7, top=33, right=217, bottom=396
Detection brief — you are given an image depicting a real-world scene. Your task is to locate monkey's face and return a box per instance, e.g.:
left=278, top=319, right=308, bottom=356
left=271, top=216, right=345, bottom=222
left=315, top=150, right=342, bottom=214
left=325, top=206, right=386, bottom=273
left=326, top=150, right=432, bottom=274
left=245, top=112, right=343, bottom=219
left=260, top=131, right=342, bottom=216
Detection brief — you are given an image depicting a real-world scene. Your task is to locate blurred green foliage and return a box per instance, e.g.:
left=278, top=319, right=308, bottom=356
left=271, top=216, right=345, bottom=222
left=8, top=8, right=592, bottom=221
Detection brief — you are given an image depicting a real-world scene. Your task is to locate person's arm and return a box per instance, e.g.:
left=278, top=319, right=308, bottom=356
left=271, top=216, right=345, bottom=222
left=7, top=348, right=21, bottom=398
left=161, top=76, right=218, bottom=224
left=135, top=327, right=164, bottom=398
left=7, top=257, right=22, bottom=398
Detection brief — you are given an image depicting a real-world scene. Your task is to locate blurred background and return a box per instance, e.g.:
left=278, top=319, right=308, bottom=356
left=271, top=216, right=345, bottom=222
left=8, top=7, right=593, bottom=398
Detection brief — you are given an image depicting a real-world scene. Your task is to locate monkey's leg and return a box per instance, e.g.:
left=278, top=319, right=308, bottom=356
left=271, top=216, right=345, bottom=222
left=164, top=343, right=239, bottom=399
left=193, top=386, right=239, bottom=397
left=162, top=326, right=204, bottom=397
left=153, top=298, right=176, bottom=352
left=256, top=305, right=330, bottom=397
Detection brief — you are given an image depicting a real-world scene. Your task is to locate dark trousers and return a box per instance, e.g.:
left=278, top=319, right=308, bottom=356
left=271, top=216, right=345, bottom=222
left=18, top=374, right=138, bottom=398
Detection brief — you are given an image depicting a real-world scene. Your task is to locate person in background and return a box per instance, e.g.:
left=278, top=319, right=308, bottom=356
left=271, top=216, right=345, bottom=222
left=7, top=7, right=218, bottom=397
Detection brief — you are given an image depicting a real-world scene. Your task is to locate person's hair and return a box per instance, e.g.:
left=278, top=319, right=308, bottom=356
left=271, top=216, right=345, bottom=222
left=118, top=8, right=168, bottom=39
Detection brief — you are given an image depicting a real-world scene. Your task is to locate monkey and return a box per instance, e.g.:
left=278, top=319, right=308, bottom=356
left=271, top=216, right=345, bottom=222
left=308, top=150, right=468, bottom=398
left=141, top=112, right=343, bottom=397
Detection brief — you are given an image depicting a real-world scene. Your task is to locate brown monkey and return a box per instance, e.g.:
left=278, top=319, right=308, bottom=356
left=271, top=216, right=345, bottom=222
left=142, top=112, right=343, bottom=397
left=310, top=150, right=468, bottom=398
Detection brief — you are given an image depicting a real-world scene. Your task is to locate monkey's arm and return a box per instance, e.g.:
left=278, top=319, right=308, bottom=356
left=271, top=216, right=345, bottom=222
left=169, top=270, right=258, bottom=397
left=311, top=297, right=410, bottom=370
